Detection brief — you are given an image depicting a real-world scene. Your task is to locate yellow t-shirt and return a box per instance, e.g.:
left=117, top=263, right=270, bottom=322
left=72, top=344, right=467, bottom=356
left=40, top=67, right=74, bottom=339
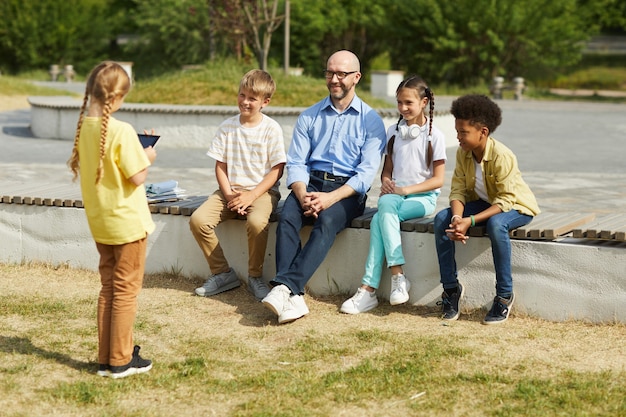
left=78, top=116, right=155, bottom=245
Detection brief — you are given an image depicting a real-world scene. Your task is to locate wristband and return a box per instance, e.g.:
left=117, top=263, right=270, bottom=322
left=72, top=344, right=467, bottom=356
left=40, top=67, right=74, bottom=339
left=470, top=215, right=475, bottom=227
left=451, top=215, right=462, bottom=223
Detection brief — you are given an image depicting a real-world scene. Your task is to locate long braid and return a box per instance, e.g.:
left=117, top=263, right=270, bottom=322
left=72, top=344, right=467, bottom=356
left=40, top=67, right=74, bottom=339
left=96, top=95, right=114, bottom=185
left=426, top=87, right=434, bottom=167
left=67, top=61, right=131, bottom=185
left=387, top=114, right=403, bottom=158
left=67, top=90, right=90, bottom=181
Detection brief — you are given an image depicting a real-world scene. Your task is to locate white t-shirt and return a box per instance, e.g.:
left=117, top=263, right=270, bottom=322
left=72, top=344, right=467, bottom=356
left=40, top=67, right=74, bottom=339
left=207, top=114, right=286, bottom=191
left=473, top=159, right=489, bottom=202
left=385, top=118, right=447, bottom=192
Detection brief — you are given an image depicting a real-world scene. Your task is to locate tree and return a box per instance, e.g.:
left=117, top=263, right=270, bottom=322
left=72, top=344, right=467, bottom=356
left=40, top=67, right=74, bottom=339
left=381, top=0, right=597, bottom=86
left=0, top=0, right=113, bottom=73
left=241, top=0, right=285, bottom=70
left=277, top=0, right=388, bottom=77
left=128, top=0, right=213, bottom=70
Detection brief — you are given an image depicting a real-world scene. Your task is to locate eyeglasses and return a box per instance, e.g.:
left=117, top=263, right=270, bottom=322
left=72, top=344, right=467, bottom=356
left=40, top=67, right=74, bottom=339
left=323, top=70, right=358, bottom=80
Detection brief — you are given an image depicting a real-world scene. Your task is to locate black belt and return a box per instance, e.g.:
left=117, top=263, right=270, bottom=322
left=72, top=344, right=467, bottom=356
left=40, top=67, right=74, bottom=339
left=310, top=170, right=349, bottom=184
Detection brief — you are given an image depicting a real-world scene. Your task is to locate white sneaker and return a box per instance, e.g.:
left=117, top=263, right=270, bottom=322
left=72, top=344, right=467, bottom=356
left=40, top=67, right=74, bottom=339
left=262, top=285, right=291, bottom=317
left=278, top=294, right=310, bottom=324
left=389, top=273, right=410, bottom=305
left=340, top=288, right=378, bottom=314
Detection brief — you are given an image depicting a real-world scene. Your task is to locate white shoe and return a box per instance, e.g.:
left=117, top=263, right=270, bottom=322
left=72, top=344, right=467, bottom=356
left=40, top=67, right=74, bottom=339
left=262, top=284, right=291, bottom=317
left=278, top=294, right=310, bottom=324
left=340, top=287, right=378, bottom=314
left=389, top=273, right=410, bottom=305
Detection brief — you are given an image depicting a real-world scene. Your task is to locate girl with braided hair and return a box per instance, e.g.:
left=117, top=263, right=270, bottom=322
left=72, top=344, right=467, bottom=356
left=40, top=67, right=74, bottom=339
left=67, top=61, right=155, bottom=378
left=341, top=75, right=447, bottom=314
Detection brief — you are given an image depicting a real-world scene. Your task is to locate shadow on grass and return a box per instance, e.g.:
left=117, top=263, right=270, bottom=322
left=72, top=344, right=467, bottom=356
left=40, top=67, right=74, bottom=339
left=0, top=335, right=91, bottom=373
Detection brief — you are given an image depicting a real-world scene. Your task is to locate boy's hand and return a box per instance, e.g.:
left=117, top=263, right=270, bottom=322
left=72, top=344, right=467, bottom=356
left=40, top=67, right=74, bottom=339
left=445, top=216, right=470, bottom=244
left=227, top=190, right=256, bottom=215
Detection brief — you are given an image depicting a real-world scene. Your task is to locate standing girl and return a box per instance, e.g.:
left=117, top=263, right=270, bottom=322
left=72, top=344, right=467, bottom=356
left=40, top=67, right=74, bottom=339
left=67, top=61, right=155, bottom=378
left=340, top=75, right=446, bottom=314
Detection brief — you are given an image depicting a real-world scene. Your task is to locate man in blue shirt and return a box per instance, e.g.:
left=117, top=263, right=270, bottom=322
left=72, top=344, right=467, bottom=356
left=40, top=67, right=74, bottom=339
left=262, top=50, right=387, bottom=324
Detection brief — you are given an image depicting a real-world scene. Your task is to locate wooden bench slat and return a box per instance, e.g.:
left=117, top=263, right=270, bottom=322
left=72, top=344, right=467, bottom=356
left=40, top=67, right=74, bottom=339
left=399, top=216, right=435, bottom=233
left=350, top=208, right=377, bottom=229
left=512, top=213, right=596, bottom=240
left=572, top=213, right=622, bottom=239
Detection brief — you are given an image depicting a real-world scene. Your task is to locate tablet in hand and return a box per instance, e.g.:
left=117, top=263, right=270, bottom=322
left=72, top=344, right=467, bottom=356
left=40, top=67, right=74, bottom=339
left=138, top=133, right=160, bottom=148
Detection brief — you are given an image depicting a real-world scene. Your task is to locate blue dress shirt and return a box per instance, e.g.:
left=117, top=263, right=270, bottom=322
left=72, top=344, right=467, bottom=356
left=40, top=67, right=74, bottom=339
left=286, top=95, right=386, bottom=195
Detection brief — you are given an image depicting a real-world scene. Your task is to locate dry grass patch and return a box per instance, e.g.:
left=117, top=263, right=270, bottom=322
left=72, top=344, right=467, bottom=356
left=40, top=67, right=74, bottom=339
left=1, top=262, right=625, bottom=416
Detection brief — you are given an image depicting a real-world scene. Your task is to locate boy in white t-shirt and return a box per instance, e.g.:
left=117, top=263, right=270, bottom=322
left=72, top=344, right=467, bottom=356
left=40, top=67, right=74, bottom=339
left=190, top=70, right=286, bottom=300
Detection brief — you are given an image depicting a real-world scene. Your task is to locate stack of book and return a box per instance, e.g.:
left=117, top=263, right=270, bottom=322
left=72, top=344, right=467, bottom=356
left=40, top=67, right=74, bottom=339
left=146, top=180, right=187, bottom=203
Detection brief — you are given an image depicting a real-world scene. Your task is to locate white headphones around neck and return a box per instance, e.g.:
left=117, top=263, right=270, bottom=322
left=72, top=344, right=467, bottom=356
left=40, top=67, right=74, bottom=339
left=398, top=121, right=427, bottom=140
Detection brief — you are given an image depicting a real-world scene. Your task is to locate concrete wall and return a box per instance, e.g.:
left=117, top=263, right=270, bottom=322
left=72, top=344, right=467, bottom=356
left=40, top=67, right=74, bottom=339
left=1, top=203, right=624, bottom=324
left=27, top=96, right=458, bottom=149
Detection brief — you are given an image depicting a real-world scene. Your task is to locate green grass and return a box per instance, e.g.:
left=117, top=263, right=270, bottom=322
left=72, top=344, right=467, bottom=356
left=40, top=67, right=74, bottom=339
left=0, top=76, right=76, bottom=97
left=1, top=262, right=625, bottom=416
left=550, top=66, right=626, bottom=91
left=3, top=59, right=626, bottom=106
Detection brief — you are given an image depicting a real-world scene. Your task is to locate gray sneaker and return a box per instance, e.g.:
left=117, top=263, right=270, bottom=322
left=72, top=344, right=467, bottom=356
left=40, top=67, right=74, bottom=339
left=247, top=276, right=270, bottom=301
left=195, top=268, right=240, bottom=297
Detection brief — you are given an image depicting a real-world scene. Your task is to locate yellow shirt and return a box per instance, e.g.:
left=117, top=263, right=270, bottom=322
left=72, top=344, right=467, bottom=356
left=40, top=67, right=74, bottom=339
left=449, top=136, right=540, bottom=216
left=78, top=116, right=155, bottom=245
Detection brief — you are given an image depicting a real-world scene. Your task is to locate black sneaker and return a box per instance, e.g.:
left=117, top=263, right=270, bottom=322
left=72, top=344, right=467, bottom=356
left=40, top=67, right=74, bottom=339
left=437, top=282, right=464, bottom=321
left=482, top=293, right=515, bottom=325
left=97, top=364, right=110, bottom=377
left=110, top=345, right=152, bottom=379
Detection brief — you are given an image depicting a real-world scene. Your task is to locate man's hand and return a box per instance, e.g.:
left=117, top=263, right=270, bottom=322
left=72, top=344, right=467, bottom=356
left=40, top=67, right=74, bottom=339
left=302, top=191, right=336, bottom=218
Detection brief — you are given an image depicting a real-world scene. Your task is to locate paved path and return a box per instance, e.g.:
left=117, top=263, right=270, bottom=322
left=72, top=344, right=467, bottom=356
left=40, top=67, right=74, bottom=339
left=1, top=96, right=625, bottom=215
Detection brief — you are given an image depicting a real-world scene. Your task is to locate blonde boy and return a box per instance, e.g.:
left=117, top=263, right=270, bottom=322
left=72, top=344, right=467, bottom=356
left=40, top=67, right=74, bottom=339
left=190, top=70, right=286, bottom=300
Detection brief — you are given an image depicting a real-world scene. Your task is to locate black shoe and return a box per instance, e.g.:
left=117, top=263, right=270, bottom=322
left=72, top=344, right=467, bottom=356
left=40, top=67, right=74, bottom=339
left=110, top=345, right=152, bottom=379
left=438, top=283, right=464, bottom=321
left=97, top=364, right=110, bottom=377
left=482, top=293, right=515, bottom=325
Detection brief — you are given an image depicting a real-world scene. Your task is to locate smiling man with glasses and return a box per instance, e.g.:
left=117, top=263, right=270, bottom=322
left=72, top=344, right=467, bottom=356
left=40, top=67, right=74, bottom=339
left=262, top=50, right=387, bottom=324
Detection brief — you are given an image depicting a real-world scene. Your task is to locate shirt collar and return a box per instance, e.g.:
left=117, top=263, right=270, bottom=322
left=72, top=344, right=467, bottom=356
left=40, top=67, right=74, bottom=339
left=321, top=94, right=362, bottom=114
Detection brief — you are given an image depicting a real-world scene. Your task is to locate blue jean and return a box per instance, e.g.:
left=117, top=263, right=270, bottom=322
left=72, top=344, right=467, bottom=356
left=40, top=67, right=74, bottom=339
left=362, top=192, right=438, bottom=289
left=273, top=176, right=365, bottom=295
left=433, top=200, right=533, bottom=297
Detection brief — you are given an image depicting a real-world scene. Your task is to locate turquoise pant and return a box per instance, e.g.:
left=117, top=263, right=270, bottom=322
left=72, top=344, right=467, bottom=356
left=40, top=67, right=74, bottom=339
left=361, top=191, right=438, bottom=289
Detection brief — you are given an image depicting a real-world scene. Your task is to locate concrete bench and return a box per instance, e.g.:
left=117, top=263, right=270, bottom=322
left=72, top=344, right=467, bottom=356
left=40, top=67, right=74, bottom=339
left=147, top=197, right=609, bottom=242
left=2, top=184, right=620, bottom=242
left=2, top=182, right=626, bottom=323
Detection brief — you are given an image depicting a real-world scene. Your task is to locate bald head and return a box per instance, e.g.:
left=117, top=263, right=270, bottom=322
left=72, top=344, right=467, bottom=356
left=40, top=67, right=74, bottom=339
left=327, top=50, right=360, bottom=72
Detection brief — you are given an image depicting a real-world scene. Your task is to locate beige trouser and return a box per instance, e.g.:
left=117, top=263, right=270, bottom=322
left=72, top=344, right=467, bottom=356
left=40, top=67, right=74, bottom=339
left=189, top=189, right=279, bottom=278
left=96, top=237, right=146, bottom=367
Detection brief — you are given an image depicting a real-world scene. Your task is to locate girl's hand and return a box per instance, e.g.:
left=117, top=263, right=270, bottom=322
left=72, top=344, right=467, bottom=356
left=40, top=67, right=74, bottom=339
left=380, top=179, right=396, bottom=196
left=144, top=146, right=157, bottom=163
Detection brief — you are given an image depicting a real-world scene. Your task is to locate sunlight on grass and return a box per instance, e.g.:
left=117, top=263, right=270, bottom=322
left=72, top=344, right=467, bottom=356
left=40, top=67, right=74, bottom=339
left=126, top=58, right=392, bottom=108
left=0, top=76, right=75, bottom=96
left=1, top=262, right=625, bottom=416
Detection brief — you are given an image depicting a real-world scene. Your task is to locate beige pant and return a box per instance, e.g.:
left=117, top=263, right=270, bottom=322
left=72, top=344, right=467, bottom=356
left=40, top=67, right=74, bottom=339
left=96, top=237, right=146, bottom=367
left=189, top=189, right=279, bottom=278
